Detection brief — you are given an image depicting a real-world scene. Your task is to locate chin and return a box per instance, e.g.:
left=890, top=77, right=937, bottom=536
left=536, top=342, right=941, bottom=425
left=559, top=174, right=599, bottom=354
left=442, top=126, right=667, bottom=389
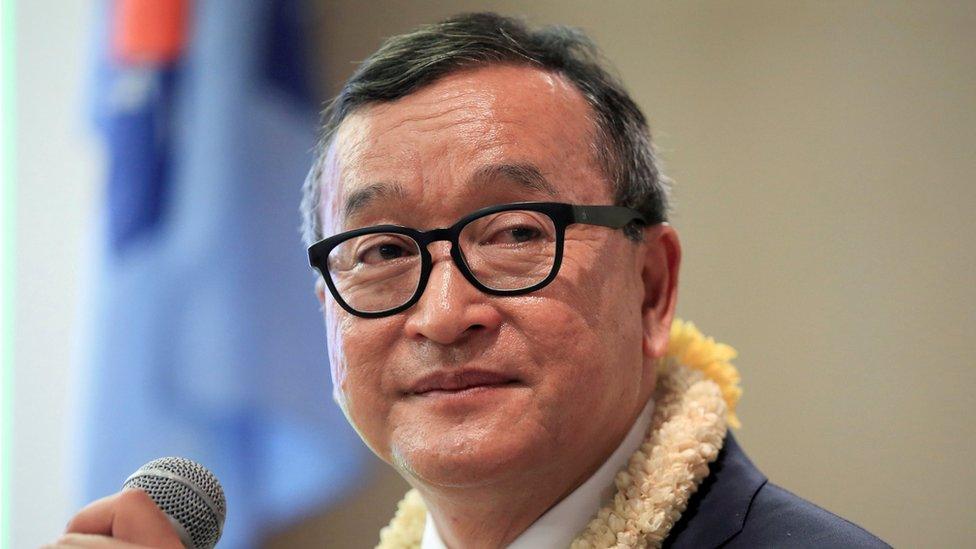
left=390, top=416, right=548, bottom=489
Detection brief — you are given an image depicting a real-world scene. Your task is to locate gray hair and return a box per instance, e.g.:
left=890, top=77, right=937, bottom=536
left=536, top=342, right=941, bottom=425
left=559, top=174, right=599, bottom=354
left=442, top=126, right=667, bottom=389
left=300, top=12, right=671, bottom=245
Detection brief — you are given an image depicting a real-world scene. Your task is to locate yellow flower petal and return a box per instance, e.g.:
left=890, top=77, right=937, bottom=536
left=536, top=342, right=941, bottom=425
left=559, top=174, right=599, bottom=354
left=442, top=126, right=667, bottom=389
left=666, top=319, right=743, bottom=429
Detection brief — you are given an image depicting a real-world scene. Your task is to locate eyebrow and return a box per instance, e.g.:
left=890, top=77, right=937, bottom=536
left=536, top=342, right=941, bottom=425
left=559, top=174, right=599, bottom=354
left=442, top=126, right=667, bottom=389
left=342, top=182, right=408, bottom=221
left=468, top=162, right=558, bottom=197
left=340, top=162, right=557, bottom=222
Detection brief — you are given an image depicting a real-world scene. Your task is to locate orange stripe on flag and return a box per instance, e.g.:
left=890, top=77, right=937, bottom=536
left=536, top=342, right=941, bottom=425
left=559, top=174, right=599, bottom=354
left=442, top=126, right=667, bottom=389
left=112, top=0, right=189, bottom=64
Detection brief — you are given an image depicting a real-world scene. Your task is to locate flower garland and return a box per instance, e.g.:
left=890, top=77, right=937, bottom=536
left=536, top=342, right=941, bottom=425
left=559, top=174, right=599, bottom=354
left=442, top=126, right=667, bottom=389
left=377, top=319, right=742, bottom=549
left=666, top=319, right=741, bottom=428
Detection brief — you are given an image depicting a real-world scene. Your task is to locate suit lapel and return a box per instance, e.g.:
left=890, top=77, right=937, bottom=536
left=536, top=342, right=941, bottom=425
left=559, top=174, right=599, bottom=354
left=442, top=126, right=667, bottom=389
left=664, top=433, right=767, bottom=548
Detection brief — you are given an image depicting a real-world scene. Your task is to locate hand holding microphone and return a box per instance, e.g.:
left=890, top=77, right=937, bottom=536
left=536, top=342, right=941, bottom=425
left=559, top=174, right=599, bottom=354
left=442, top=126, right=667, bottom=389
left=49, top=458, right=225, bottom=549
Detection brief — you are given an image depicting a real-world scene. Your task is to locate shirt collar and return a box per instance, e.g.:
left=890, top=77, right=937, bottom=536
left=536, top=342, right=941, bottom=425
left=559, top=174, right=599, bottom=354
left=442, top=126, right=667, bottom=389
left=421, top=398, right=655, bottom=549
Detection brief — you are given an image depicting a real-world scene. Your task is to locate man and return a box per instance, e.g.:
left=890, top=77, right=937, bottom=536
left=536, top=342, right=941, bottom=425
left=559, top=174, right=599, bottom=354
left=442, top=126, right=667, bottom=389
left=59, top=13, right=887, bottom=548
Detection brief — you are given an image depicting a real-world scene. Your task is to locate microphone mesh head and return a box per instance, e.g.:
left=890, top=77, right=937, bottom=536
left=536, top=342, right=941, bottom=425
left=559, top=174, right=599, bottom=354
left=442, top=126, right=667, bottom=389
left=123, top=457, right=226, bottom=549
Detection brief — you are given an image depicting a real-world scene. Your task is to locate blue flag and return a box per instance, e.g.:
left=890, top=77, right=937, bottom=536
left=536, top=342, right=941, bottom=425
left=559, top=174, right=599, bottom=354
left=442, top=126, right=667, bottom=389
left=79, top=1, right=367, bottom=546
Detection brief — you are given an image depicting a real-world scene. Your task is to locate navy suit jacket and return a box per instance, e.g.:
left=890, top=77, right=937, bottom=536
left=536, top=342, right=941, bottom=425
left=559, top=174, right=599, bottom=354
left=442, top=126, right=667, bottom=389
left=665, top=434, right=890, bottom=548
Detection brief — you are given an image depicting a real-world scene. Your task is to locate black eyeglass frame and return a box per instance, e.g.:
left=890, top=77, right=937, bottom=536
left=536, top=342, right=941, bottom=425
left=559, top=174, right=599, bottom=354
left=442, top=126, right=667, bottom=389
left=308, top=202, right=660, bottom=318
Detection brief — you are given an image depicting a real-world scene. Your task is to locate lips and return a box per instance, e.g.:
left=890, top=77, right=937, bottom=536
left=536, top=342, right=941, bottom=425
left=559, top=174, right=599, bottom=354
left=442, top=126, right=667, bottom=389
left=406, top=369, right=520, bottom=395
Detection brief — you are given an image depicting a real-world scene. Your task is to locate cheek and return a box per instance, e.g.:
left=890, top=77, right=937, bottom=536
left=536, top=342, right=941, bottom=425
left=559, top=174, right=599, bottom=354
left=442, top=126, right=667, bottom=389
left=528, top=301, right=641, bottom=388
left=326, top=306, right=401, bottom=456
left=515, top=251, right=645, bottom=427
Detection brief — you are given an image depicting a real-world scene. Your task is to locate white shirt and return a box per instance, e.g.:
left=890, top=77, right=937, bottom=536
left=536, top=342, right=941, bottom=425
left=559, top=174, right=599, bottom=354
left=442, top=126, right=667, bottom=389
left=421, top=398, right=655, bottom=549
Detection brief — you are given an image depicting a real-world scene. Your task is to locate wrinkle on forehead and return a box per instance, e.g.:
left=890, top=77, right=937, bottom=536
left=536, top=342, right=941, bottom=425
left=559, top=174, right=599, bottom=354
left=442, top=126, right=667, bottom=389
left=339, top=64, right=597, bottom=160
left=368, top=98, right=492, bottom=138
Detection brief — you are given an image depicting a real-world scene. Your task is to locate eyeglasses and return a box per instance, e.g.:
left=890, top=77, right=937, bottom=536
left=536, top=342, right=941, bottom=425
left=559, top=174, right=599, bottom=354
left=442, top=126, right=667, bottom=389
left=308, top=202, right=659, bottom=318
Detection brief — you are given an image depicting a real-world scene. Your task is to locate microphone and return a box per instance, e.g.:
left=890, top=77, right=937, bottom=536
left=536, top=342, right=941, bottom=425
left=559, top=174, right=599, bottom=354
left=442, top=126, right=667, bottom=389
left=122, top=457, right=227, bottom=549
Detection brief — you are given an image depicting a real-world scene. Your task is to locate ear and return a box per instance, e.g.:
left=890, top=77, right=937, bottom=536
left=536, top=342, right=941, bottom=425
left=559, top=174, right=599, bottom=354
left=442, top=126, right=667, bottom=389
left=315, top=277, right=327, bottom=306
left=640, top=224, right=681, bottom=360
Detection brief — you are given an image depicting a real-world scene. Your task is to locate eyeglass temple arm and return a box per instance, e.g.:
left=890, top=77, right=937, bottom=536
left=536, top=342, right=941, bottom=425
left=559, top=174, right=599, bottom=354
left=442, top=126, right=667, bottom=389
left=571, top=205, right=652, bottom=228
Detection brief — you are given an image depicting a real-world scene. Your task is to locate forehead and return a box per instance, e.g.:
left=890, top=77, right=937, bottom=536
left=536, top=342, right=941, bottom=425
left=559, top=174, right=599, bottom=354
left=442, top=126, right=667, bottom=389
left=321, top=64, right=608, bottom=229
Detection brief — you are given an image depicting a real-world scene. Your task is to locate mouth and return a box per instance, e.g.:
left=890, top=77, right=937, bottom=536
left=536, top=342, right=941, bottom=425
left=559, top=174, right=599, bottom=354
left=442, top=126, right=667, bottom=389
left=406, top=369, right=522, bottom=396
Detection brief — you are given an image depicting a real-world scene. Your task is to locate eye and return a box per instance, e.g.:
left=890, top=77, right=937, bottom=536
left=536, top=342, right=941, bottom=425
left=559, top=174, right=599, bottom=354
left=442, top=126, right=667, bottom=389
left=355, top=236, right=418, bottom=265
left=474, top=211, right=553, bottom=247
left=491, top=226, right=542, bottom=244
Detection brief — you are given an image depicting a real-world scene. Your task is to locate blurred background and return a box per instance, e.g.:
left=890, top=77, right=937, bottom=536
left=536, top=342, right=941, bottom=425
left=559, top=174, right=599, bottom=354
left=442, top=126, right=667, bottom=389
left=9, top=0, right=975, bottom=547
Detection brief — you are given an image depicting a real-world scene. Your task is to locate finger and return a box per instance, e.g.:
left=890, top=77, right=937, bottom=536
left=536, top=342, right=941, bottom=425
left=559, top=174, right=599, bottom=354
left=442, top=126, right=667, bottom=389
left=64, top=489, right=182, bottom=547
left=64, top=493, right=119, bottom=536
left=41, top=541, right=83, bottom=549
left=50, top=533, right=148, bottom=548
left=52, top=533, right=144, bottom=547
left=109, top=489, right=182, bottom=546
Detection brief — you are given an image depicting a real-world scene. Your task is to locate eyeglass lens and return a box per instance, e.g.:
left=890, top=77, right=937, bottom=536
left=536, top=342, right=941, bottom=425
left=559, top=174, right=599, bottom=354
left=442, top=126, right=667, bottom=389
left=326, top=210, right=558, bottom=313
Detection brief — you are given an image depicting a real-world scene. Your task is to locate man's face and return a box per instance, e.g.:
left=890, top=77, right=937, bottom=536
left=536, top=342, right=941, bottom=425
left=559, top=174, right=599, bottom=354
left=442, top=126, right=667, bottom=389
left=316, top=65, right=677, bottom=488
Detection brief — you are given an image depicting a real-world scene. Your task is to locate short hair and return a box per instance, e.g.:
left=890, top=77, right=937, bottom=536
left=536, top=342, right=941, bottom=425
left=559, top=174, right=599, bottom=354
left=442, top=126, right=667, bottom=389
left=301, top=12, right=671, bottom=245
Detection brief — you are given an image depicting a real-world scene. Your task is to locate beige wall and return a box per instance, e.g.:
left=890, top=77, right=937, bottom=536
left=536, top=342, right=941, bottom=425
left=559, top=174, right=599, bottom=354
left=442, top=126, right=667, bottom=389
left=269, top=1, right=975, bottom=547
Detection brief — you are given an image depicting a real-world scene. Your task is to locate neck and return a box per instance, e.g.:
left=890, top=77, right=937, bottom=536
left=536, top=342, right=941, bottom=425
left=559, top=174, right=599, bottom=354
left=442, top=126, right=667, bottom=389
left=413, top=397, right=652, bottom=549
left=417, top=475, right=563, bottom=549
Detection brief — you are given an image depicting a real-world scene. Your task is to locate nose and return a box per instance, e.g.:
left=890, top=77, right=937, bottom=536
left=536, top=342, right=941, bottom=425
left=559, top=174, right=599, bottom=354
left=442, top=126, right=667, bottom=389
left=403, top=243, right=502, bottom=345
